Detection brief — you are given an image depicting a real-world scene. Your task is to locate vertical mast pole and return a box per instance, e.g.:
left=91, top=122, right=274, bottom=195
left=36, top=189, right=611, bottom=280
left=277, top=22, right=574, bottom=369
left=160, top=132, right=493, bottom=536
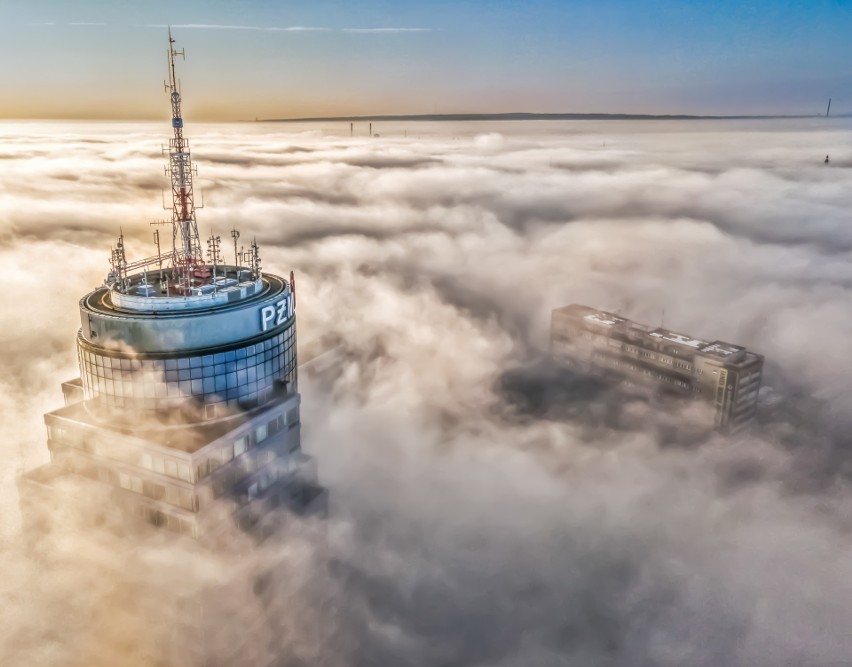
left=165, top=28, right=201, bottom=293
left=231, top=227, right=240, bottom=270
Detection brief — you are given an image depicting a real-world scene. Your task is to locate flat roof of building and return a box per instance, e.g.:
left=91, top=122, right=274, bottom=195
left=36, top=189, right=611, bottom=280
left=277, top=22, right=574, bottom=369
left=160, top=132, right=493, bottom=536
left=649, top=328, right=708, bottom=349
left=553, top=303, right=761, bottom=364
left=44, top=391, right=298, bottom=455
left=699, top=341, right=746, bottom=358
left=583, top=312, right=627, bottom=327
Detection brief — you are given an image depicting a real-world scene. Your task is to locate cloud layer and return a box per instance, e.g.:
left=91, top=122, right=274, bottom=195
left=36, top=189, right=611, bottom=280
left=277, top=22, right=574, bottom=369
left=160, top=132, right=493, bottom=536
left=1, top=118, right=852, bottom=665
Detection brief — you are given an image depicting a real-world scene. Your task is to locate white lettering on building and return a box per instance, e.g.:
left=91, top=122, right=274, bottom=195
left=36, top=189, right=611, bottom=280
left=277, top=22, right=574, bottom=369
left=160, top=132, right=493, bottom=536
left=260, top=293, right=294, bottom=331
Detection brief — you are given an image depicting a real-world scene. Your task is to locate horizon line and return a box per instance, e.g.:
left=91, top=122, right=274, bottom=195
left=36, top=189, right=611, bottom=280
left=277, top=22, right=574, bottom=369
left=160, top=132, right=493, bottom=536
left=0, top=110, right=846, bottom=123
left=256, top=111, right=846, bottom=123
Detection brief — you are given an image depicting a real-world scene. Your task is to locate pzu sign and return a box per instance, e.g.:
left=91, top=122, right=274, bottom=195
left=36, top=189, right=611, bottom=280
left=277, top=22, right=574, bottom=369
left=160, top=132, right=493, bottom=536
left=260, top=294, right=294, bottom=331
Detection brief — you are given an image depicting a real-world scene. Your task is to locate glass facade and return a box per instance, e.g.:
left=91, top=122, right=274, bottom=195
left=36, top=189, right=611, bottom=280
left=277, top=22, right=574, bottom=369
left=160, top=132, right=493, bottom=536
left=78, top=323, right=296, bottom=413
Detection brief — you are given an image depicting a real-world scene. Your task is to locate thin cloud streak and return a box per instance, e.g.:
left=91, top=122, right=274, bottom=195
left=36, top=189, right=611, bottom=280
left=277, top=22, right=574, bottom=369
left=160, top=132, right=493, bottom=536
left=342, top=27, right=433, bottom=33
left=140, top=23, right=265, bottom=31
left=139, top=24, right=423, bottom=34
left=33, top=22, right=431, bottom=36
left=265, top=26, right=331, bottom=32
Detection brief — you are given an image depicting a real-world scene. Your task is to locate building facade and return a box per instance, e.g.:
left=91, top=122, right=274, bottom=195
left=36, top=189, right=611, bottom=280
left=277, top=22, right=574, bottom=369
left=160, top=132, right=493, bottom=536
left=551, top=304, right=763, bottom=434
left=17, top=31, right=327, bottom=667
left=21, top=31, right=325, bottom=545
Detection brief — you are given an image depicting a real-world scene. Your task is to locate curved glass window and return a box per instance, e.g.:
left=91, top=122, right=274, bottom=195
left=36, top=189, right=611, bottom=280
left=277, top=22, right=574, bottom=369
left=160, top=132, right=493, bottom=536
left=78, top=324, right=297, bottom=415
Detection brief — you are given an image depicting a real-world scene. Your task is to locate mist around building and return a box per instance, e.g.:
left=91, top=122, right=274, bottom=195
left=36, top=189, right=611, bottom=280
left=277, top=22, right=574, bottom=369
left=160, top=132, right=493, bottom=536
left=3, top=117, right=852, bottom=666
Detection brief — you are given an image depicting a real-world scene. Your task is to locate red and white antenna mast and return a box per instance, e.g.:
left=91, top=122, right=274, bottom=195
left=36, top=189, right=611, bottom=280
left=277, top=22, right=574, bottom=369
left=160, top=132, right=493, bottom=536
left=164, top=27, right=203, bottom=292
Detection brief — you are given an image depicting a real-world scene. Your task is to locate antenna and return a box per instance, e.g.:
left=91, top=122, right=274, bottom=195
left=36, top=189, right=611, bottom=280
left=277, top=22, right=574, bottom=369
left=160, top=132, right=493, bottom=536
left=230, top=227, right=241, bottom=268
left=249, top=238, right=261, bottom=280
left=109, top=231, right=128, bottom=291
left=153, top=228, right=164, bottom=283
left=164, top=28, right=202, bottom=294
left=103, top=31, right=256, bottom=301
left=206, top=234, right=221, bottom=287
left=827, top=98, right=832, bottom=117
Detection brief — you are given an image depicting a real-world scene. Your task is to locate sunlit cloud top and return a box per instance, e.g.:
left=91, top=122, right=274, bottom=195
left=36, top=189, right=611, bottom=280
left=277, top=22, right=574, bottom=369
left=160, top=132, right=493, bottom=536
left=3, top=118, right=852, bottom=664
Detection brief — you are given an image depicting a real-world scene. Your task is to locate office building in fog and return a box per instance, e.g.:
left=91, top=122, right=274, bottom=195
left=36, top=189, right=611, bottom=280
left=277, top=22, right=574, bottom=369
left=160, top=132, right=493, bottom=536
left=551, top=304, right=763, bottom=434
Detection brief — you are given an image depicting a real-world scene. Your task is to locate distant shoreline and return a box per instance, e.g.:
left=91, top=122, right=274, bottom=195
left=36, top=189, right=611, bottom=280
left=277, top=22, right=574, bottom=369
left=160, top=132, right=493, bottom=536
left=257, top=112, right=847, bottom=123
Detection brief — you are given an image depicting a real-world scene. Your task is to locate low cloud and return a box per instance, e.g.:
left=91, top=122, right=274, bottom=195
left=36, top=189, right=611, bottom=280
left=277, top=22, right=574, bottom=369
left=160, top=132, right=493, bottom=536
left=1, top=119, right=852, bottom=666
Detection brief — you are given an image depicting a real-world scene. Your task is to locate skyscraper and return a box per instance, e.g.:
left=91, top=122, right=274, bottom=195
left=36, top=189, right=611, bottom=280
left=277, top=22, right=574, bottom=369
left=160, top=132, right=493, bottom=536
left=16, top=30, right=328, bottom=667
left=20, top=29, right=325, bottom=544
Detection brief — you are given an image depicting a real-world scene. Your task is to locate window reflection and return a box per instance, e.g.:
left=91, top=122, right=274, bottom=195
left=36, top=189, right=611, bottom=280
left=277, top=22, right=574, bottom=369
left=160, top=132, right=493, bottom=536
left=79, top=325, right=297, bottom=414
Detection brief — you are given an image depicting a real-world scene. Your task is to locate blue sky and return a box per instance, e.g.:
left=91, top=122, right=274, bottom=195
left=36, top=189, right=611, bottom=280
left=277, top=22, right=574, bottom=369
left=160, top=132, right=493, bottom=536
left=1, top=0, right=850, bottom=119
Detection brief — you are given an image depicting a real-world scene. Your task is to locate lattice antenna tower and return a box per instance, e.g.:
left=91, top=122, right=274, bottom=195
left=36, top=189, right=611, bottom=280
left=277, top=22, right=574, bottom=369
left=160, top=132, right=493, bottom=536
left=164, top=27, right=202, bottom=291
left=206, top=233, right=222, bottom=285
left=109, top=231, right=128, bottom=291
left=230, top=227, right=241, bottom=267
left=250, top=238, right=262, bottom=280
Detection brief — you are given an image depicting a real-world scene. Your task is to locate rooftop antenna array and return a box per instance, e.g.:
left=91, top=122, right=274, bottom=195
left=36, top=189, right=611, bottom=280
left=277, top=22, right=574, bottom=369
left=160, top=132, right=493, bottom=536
left=103, top=29, right=253, bottom=299
left=164, top=26, right=203, bottom=294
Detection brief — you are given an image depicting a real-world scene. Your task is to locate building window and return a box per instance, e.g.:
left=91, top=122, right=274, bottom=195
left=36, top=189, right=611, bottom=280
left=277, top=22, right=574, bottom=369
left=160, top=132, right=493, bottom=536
left=286, top=407, right=299, bottom=425
left=180, top=490, right=195, bottom=511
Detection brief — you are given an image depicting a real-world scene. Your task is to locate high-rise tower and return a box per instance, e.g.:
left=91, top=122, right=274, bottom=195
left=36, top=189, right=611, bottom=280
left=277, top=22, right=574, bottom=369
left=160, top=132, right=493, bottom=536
left=14, top=32, right=328, bottom=667
left=20, top=30, right=326, bottom=544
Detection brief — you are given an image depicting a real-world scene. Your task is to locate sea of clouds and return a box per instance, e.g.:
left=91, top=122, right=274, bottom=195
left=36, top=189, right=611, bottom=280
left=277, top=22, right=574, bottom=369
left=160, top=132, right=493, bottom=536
left=1, top=118, right=852, bottom=666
